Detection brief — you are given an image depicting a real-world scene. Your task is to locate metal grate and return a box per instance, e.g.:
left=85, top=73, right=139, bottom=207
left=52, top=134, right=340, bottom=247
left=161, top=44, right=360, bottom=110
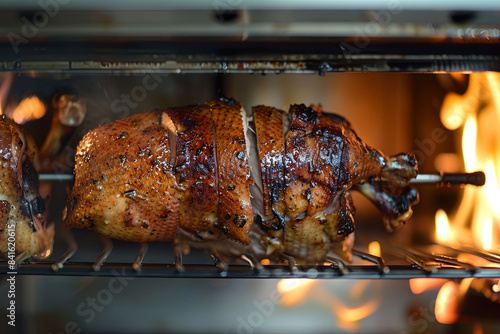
left=3, top=230, right=500, bottom=279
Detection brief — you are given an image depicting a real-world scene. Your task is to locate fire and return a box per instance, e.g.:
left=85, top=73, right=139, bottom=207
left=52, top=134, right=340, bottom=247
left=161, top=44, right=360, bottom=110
left=431, top=73, right=500, bottom=325
left=462, top=114, right=477, bottom=172
left=434, top=281, right=460, bottom=324
left=276, top=278, right=314, bottom=293
left=482, top=217, right=493, bottom=251
left=275, top=241, right=386, bottom=329
left=409, top=278, right=449, bottom=294
left=436, top=73, right=500, bottom=251
left=276, top=278, right=382, bottom=331
left=435, top=209, right=451, bottom=243
left=10, top=96, right=47, bottom=124
left=368, top=241, right=381, bottom=257
left=0, top=73, right=47, bottom=124
left=276, top=279, right=315, bottom=306
left=484, top=160, right=500, bottom=216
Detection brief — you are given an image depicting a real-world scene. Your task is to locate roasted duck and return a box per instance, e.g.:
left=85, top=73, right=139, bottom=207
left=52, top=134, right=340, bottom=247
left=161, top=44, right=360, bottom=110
left=0, top=94, right=86, bottom=258
left=64, top=100, right=418, bottom=263
left=0, top=115, right=53, bottom=257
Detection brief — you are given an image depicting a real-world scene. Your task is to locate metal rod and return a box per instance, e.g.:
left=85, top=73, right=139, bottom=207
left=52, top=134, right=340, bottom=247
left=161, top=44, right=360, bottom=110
left=5, top=261, right=499, bottom=279
left=174, top=244, right=184, bottom=272
left=14, top=251, right=31, bottom=270
left=326, top=256, right=349, bottom=275
left=279, top=253, right=298, bottom=273
left=92, top=236, right=113, bottom=272
left=352, top=249, right=389, bottom=275
left=41, top=171, right=486, bottom=186
left=209, top=250, right=228, bottom=273
left=132, top=243, right=148, bottom=271
left=392, top=247, right=438, bottom=274
left=38, top=173, right=75, bottom=181
left=457, top=246, right=500, bottom=264
left=410, top=171, right=485, bottom=187
left=405, top=247, right=478, bottom=273
left=241, top=254, right=264, bottom=272
left=51, top=230, right=78, bottom=272
left=432, top=254, right=478, bottom=273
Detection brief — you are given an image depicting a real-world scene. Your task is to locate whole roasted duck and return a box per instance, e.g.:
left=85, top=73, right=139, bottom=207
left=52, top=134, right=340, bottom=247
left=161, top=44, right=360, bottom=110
left=0, top=94, right=86, bottom=258
left=64, top=100, right=418, bottom=263
left=0, top=115, right=52, bottom=257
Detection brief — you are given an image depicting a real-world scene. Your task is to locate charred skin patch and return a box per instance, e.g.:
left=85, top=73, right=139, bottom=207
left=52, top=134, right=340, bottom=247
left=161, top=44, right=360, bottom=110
left=164, top=105, right=219, bottom=237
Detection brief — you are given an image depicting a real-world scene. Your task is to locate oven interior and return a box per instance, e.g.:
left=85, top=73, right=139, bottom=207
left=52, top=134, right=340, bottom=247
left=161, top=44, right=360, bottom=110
left=1, top=3, right=500, bottom=333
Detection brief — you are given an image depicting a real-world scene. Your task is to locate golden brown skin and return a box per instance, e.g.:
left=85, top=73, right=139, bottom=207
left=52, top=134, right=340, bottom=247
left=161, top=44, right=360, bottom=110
left=277, top=105, right=417, bottom=263
left=284, top=192, right=356, bottom=263
left=63, top=111, right=179, bottom=242
left=285, top=104, right=405, bottom=219
left=163, top=105, right=220, bottom=239
left=252, top=106, right=286, bottom=226
left=0, top=116, right=53, bottom=257
left=208, top=100, right=254, bottom=244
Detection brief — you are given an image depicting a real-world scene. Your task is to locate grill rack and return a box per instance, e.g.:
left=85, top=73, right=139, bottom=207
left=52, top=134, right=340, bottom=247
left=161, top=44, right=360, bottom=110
left=3, top=230, right=500, bottom=279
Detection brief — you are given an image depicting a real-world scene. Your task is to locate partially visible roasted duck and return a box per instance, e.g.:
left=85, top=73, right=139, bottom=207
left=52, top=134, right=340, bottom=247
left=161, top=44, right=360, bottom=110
left=0, top=115, right=53, bottom=257
left=1, top=94, right=86, bottom=258
left=64, top=100, right=418, bottom=263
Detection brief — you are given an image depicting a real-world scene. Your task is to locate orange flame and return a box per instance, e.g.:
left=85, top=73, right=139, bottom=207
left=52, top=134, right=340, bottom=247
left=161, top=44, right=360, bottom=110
left=431, top=73, right=500, bottom=325
left=10, top=96, right=47, bottom=124
left=435, top=281, right=460, bottom=324
left=409, top=278, right=449, bottom=295
left=435, top=209, right=451, bottom=244
left=437, top=73, right=500, bottom=251
left=276, top=279, right=315, bottom=306
left=368, top=241, right=381, bottom=257
left=277, top=276, right=382, bottom=330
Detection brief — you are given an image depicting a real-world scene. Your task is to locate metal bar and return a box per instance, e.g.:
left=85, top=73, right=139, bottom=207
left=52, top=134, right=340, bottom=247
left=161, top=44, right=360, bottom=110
left=241, top=254, right=264, bottom=272
left=51, top=230, right=78, bottom=272
left=279, top=253, right=298, bottom=273
left=38, top=174, right=75, bottom=181
left=174, top=244, right=184, bottom=272
left=132, top=243, right=148, bottom=271
left=41, top=171, right=487, bottom=186
left=410, top=171, right=486, bottom=187
left=325, top=256, right=349, bottom=276
left=432, top=254, right=479, bottom=273
left=14, top=251, right=31, bottom=270
left=209, top=251, right=228, bottom=273
left=352, top=249, right=390, bottom=275
left=3, top=262, right=500, bottom=279
left=406, top=247, right=479, bottom=273
left=92, top=236, right=114, bottom=272
left=457, top=246, right=500, bottom=264
left=392, top=247, right=438, bottom=274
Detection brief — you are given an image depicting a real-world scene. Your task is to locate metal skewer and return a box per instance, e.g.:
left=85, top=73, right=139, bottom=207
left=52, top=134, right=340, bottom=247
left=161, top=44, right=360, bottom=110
left=38, top=173, right=75, bottom=181
left=410, top=171, right=485, bottom=187
left=41, top=171, right=486, bottom=187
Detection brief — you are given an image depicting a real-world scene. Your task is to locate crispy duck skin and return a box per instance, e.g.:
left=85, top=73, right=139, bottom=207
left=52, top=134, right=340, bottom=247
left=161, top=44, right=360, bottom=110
left=64, top=100, right=418, bottom=263
left=252, top=105, right=286, bottom=227
left=285, top=104, right=373, bottom=218
left=63, top=111, right=179, bottom=242
left=285, top=104, right=417, bottom=219
left=207, top=100, right=254, bottom=244
left=163, top=105, right=220, bottom=239
left=0, top=116, right=53, bottom=257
